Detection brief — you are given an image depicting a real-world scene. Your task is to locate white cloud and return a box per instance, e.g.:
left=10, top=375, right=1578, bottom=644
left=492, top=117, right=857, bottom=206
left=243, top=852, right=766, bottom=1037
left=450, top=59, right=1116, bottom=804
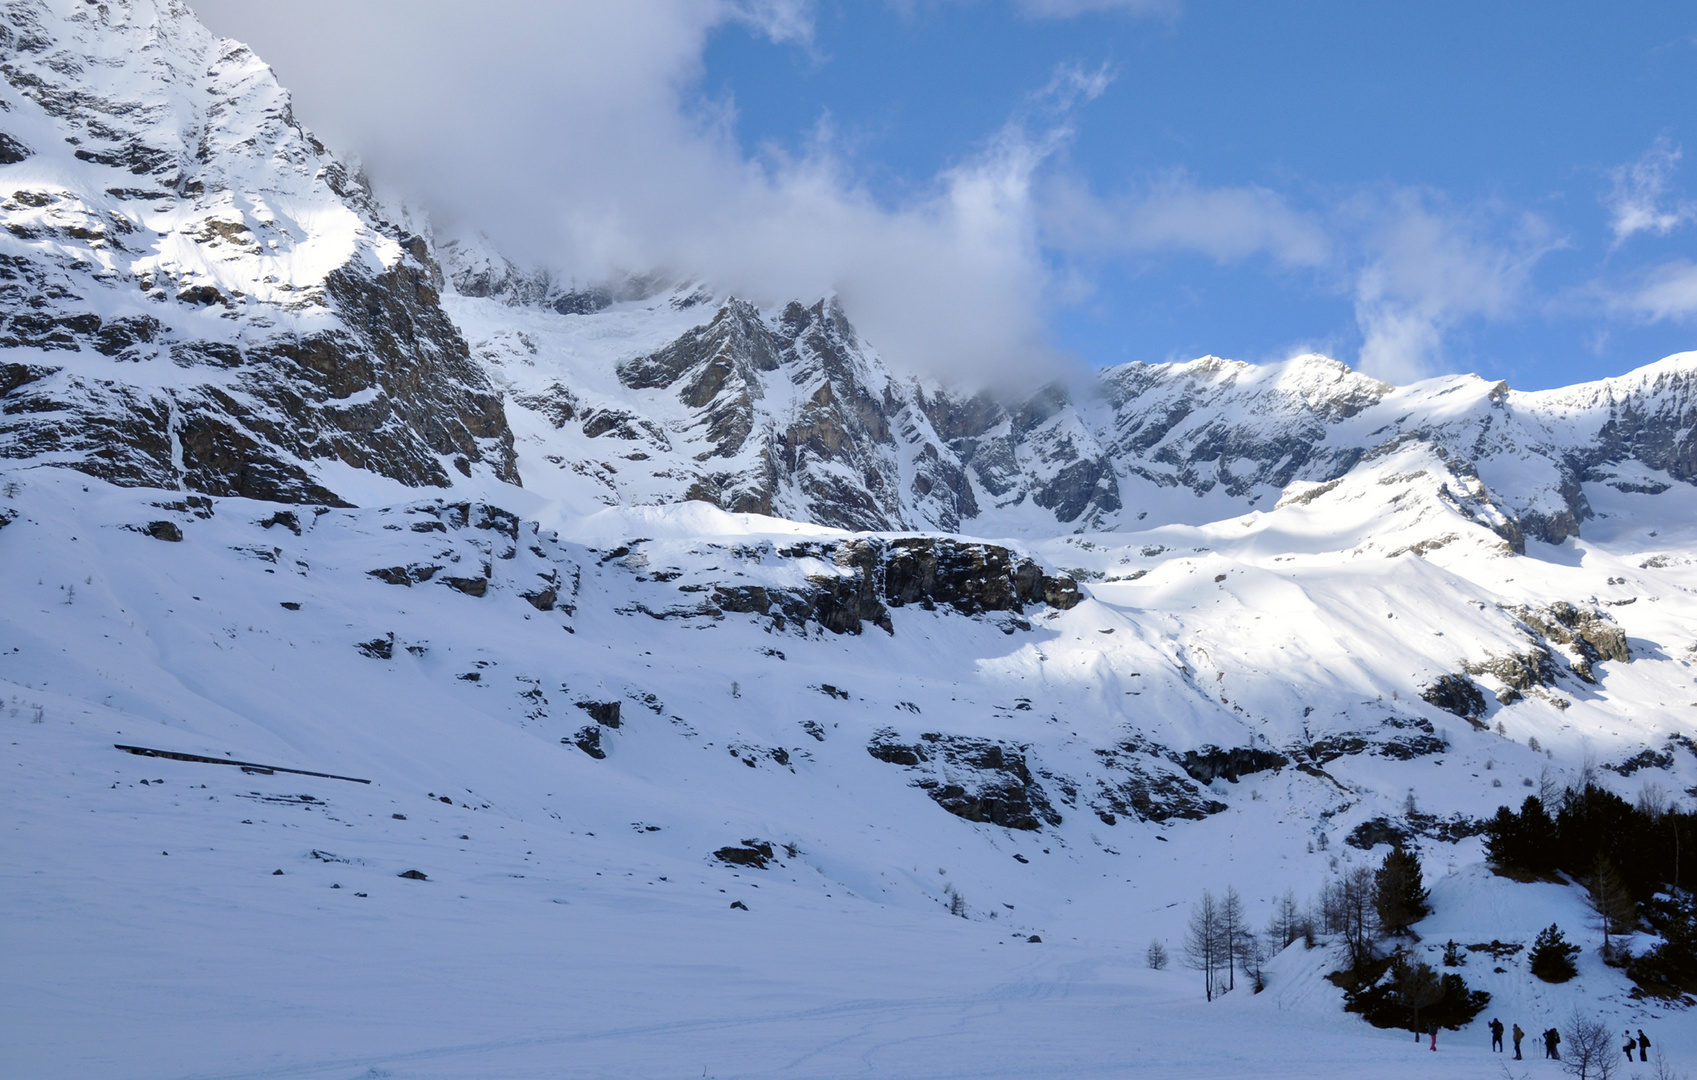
left=184, top=2, right=1564, bottom=390
left=1604, top=137, right=1696, bottom=247
left=1015, top=0, right=1179, bottom=17
left=1609, top=260, right=1697, bottom=322
left=1344, top=193, right=1559, bottom=383
left=1041, top=171, right=1330, bottom=268
left=191, top=0, right=1076, bottom=388
left=730, top=0, right=818, bottom=43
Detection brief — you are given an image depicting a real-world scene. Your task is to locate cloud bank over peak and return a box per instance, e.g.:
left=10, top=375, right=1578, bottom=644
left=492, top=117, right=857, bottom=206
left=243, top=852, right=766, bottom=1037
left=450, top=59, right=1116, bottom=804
left=192, top=0, right=1105, bottom=391
left=189, top=2, right=1665, bottom=392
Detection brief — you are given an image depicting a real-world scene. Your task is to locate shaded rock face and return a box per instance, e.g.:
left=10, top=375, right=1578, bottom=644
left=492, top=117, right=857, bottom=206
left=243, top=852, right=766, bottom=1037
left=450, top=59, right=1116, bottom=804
left=1090, top=740, right=1227, bottom=823
left=883, top=537, right=1052, bottom=615
left=1605, top=748, right=1675, bottom=777
left=1571, top=362, right=1697, bottom=488
left=868, top=729, right=1061, bottom=831
left=1465, top=650, right=1558, bottom=703
left=1420, top=675, right=1488, bottom=725
left=1177, top=745, right=1289, bottom=784
left=1344, top=812, right=1482, bottom=851
left=712, top=841, right=775, bottom=868
left=713, top=536, right=1082, bottom=637
left=575, top=700, right=621, bottom=728
left=0, top=0, right=517, bottom=505
left=568, top=725, right=605, bottom=759
left=916, top=382, right=1122, bottom=528
left=611, top=298, right=979, bottom=532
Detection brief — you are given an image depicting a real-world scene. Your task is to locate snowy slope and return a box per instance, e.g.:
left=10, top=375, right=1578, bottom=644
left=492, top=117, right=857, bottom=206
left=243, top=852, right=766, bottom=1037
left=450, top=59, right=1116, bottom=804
left=5, top=5, right=1697, bottom=1079
left=6, top=452, right=1697, bottom=1076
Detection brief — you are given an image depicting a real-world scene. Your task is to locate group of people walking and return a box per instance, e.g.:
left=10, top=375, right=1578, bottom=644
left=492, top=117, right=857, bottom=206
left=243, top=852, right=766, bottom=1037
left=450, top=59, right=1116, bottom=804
left=1484, top=1018, right=1650, bottom=1062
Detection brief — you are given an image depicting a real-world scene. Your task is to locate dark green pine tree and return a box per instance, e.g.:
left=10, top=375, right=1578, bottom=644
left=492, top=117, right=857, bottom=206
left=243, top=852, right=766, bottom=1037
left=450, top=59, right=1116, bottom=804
left=1529, top=924, right=1580, bottom=983
left=1373, top=845, right=1431, bottom=937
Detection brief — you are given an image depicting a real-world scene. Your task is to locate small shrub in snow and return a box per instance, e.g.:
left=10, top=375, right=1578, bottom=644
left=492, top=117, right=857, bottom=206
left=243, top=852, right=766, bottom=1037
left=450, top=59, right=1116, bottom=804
left=1145, top=939, right=1168, bottom=969
left=943, top=883, right=967, bottom=918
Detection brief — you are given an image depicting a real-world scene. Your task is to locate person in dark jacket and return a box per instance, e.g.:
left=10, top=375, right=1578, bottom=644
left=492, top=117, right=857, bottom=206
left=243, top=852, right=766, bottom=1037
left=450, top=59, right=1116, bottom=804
left=1639, top=1030, right=1651, bottom=1062
left=1512, top=1023, right=1524, bottom=1059
left=1490, top=1018, right=1504, bottom=1052
left=1544, top=1028, right=1561, bottom=1060
left=1624, top=1031, right=1638, bottom=1064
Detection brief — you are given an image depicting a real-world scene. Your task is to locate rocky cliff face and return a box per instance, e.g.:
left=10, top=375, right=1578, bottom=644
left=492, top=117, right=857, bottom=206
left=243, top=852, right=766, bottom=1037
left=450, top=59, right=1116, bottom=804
left=0, top=0, right=516, bottom=504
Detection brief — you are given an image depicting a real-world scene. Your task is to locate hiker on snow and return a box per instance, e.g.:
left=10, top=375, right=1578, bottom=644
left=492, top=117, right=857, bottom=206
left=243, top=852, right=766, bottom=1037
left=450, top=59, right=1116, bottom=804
left=1489, top=1018, right=1504, bottom=1052
left=1512, top=1023, right=1524, bottom=1060
left=1624, top=1031, right=1637, bottom=1064
left=1544, top=1027, right=1561, bottom=1060
left=1639, top=1030, right=1651, bottom=1062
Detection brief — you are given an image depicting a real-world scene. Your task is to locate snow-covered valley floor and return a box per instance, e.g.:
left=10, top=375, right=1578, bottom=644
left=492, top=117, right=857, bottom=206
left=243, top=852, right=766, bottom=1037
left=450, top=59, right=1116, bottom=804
left=4, top=469, right=1696, bottom=1078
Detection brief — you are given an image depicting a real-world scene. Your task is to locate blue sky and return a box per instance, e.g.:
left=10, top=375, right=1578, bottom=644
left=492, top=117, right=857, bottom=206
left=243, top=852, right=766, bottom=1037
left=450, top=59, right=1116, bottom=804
left=700, top=1, right=1697, bottom=388
left=197, top=0, right=1697, bottom=391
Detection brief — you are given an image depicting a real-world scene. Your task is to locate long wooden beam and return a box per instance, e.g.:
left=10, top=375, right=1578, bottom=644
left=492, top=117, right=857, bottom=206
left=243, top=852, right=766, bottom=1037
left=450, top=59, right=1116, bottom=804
left=114, top=744, right=371, bottom=784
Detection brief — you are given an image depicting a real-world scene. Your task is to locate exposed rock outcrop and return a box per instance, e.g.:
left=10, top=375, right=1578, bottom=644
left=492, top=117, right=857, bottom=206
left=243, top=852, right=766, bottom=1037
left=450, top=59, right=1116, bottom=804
left=1178, top=745, right=1290, bottom=784
left=1505, top=602, right=1629, bottom=682
left=734, top=536, right=1080, bottom=636
left=868, top=729, right=1062, bottom=831
left=1420, top=674, right=1489, bottom=725
left=1091, top=739, right=1228, bottom=823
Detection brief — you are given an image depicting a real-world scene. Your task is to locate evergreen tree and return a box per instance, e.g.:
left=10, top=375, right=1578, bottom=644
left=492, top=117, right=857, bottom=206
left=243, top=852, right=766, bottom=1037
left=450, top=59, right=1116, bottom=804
left=1373, top=846, right=1430, bottom=937
left=1483, top=795, right=1557, bottom=875
left=1393, top=954, right=1443, bottom=1033
left=1529, top=924, right=1580, bottom=983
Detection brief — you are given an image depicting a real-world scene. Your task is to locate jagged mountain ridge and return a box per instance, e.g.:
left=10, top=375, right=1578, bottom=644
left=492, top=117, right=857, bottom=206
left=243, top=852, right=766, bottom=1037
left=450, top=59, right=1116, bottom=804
left=449, top=240, right=1697, bottom=548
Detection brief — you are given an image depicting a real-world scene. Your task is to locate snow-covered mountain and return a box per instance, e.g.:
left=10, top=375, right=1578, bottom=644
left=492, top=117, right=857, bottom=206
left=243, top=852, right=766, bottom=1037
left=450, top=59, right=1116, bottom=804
left=439, top=229, right=1697, bottom=557
left=5, top=4, right=1697, bottom=1078
left=0, top=0, right=515, bottom=504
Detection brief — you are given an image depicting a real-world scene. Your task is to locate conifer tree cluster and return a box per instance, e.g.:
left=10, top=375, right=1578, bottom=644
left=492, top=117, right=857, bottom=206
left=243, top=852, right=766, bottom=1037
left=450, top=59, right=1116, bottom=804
left=1486, top=784, right=1697, bottom=995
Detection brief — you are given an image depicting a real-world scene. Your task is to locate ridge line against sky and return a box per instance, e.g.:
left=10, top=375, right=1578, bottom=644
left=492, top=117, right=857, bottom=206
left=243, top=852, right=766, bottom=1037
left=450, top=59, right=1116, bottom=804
left=189, top=0, right=1697, bottom=392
